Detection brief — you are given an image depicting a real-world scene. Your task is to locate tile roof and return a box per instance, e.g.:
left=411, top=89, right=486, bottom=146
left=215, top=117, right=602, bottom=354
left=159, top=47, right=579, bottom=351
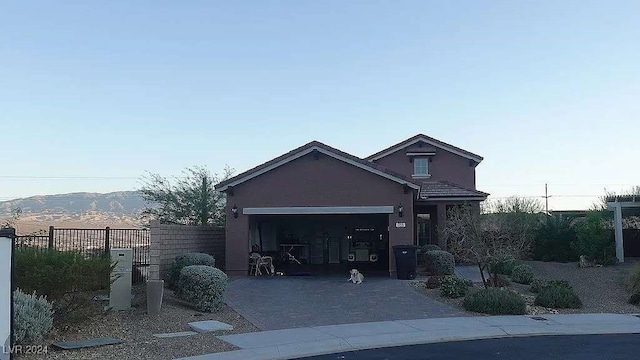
left=419, top=181, right=489, bottom=199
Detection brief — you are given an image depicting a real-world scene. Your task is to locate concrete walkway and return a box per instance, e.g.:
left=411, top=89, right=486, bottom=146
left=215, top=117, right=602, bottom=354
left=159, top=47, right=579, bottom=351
left=226, top=276, right=465, bottom=330
left=175, top=313, right=640, bottom=360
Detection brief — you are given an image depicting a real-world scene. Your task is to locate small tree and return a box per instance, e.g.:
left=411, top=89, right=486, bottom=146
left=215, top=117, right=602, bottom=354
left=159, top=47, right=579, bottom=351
left=140, top=166, right=233, bottom=226
left=441, top=205, right=534, bottom=288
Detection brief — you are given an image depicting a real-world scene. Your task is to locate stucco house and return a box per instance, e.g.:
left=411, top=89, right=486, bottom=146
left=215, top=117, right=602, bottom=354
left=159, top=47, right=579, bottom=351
left=215, top=134, right=488, bottom=277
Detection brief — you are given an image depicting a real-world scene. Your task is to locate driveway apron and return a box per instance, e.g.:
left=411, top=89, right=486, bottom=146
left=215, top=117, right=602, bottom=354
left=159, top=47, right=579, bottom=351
left=225, top=276, right=466, bottom=330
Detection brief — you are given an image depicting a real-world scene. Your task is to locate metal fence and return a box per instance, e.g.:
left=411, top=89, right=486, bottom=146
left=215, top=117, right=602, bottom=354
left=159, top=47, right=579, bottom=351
left=15, top=226, right=150, bottom=283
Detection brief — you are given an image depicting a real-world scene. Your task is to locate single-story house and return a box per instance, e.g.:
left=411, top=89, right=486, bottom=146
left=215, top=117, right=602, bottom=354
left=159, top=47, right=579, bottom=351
left=215, top=134, right=488, bottom=277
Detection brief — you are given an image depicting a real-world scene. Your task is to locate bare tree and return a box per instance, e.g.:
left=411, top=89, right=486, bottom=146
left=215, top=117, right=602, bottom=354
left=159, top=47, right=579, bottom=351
left=139, top=166, right=233, bottom=226
left=483, top=196, right=543, bottom=214
left=441, top=205, right=535, bottom=288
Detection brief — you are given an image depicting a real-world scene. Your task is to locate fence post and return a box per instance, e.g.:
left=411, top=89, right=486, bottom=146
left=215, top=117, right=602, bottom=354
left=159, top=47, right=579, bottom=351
left=104, top=227, right=111, bottom=255
left=48, top=226, right=54, bottom=249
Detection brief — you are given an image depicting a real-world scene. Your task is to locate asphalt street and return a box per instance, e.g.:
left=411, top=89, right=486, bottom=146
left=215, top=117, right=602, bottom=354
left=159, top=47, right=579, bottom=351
left=297, top=334, right=640, bottom=360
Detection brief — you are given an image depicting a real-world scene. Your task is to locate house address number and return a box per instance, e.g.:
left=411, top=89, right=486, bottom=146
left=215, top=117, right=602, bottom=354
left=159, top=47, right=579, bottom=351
left=395, top=222, right=406, bottom=228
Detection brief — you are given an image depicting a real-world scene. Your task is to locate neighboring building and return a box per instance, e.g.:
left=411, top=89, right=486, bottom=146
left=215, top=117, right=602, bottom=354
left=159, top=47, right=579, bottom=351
left=215, top=134, right=488, bottom=277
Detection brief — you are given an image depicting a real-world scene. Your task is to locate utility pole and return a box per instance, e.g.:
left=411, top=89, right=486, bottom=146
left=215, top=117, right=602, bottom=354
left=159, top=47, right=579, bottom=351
left=545, top=183, right=549, bottom=215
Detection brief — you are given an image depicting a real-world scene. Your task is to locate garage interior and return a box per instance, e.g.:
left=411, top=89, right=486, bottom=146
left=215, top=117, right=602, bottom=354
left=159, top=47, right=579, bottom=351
left=248, top=214, right=389, bottom=274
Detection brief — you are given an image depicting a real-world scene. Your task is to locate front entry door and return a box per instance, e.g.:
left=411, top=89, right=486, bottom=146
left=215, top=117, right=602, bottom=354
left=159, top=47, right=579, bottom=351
left=416, top=214, right=431, bottom=246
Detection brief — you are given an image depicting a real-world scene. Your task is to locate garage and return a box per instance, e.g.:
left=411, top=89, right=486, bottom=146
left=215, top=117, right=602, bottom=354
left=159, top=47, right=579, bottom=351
left=246, top=209, right=390, bottom=274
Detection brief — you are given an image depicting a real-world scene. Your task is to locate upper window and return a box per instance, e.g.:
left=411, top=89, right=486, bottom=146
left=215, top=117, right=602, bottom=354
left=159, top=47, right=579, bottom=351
left=413, top=157, right=429, bottom=177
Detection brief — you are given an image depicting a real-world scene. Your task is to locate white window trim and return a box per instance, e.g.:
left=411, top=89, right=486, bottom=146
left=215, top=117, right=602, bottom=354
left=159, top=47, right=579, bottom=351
left=413, top=157, right=429, bottom=177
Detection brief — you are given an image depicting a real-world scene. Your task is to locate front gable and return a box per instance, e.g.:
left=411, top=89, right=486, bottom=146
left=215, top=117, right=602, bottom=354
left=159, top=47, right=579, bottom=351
left=215, top=142, right=419, bottom=197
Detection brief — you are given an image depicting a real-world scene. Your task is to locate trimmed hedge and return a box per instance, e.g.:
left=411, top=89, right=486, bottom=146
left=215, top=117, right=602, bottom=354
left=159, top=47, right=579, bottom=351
left=511, top=264, right=535, bottom=285
left=462, top=288, right=526, bottom=315
left=440, top=275, right=471, bottom=298
left=421, top=244, right=442, bottom=253
left=424, top=250, right=455, bottom=275
left=169, top=252, right=216, bottom=288
left=177, top=265, right=228, bottom=312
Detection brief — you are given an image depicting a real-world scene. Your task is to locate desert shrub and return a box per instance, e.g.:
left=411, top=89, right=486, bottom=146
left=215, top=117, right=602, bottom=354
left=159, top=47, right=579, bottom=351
left=424, top=250, right=455, bottom=275
left=574, top=211, right=615, bottom=265
left=168, top=252, right=216, bottom=288
left=511, top=264, right=535, bottom=284
left=626, top=263, right=640, bottom=304
left=177, top=265, right=228, bottom=312
left=14, top=248, right=112, bottom=323
left=488, top=255, right=519, bottom=276
left=462, top=288, right=526, bottom=315
left=534, top=216, right=579, bottom=262
left=425, top=275, right=444, bottom=289
left=530, top=277, right=547, bottom=293
left=487, top=274, right=510, bottom=288
left=13, top=289, right=54, bottom=344
left=440, top=275, right=471, bottom=298
left=535, top=284, right=582, bottom=308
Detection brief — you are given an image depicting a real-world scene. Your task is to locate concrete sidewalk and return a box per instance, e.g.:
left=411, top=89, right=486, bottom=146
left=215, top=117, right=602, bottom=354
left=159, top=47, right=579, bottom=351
left=175, top=313, right=640, bottom=360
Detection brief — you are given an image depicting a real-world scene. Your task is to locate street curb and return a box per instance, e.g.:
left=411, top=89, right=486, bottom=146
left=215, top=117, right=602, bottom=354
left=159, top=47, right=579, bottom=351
left=174, top=314, right=640, bottom=360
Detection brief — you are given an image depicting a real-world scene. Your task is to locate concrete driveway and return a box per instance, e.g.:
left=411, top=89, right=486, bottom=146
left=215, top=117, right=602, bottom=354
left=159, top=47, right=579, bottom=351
left=225, top=276, right=466, bottom=330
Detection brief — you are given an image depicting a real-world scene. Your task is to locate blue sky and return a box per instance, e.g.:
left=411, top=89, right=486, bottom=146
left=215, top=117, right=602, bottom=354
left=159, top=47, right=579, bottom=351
left=1, top=1, right=638, bottom=210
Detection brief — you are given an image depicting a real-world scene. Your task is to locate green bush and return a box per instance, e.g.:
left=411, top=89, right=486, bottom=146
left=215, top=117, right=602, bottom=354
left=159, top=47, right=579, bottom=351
left=440, top=275, right=471, bottom=298
left=534, top=216, right=579, bottom=262
left=530, top=277, right=547, bottom=293
left=574, top=211, right=615, bottom=265
left=425, top=275, right=444, bottom=289
left=14, top=248, right=112, bottom=323
left=177, top=265, right=228, bottom=312
left=535, top=284, right=582, bottom=308
left=424, top=250, right=455, bottom=275
left=421, top=244, right=441, bottom=253
left=488, top=255, right=518, bottom=276
left=168, top=252, right=216, bottom=288
left=511, top=264, right=535, bottom=284
left=13, top=289, right=54, bottom=344
left=462, top=288, right=526, bottom=315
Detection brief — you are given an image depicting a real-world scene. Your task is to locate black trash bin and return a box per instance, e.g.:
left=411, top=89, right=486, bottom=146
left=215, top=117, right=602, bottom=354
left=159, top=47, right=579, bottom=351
left=393, top=245, right=418, bottom=280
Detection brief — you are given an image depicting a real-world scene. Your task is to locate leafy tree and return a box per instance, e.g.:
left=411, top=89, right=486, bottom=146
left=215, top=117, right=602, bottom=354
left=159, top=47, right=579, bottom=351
left=140, top=166, right=233, bottom=226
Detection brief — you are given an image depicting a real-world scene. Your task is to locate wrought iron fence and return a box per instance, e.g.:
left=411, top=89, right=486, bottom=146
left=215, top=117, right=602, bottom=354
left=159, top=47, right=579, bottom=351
left=15, top=226, right=150, bottom=283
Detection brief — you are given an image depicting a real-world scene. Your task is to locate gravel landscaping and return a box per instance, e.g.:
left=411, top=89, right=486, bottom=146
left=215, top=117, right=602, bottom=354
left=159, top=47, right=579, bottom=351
left=413, top=260, right=640, bottom=316
left=19, top=285, right=258, bottom=360
left=524, top=259, right=640, bottom=314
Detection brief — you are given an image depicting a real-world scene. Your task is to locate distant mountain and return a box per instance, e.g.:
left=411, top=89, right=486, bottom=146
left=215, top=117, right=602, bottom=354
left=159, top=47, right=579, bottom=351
left=0, top=191, right=146, bottom=216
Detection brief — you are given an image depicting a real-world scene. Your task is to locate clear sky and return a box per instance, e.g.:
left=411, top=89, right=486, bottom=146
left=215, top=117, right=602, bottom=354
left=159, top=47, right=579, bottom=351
left=1, top=1, right=638, bottom=210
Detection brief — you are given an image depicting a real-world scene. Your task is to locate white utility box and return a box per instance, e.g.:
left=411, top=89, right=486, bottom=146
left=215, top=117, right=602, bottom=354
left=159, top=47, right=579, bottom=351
left=0, top=229, right=14, bottom=360
left=109, top=248, right=132, bottom=311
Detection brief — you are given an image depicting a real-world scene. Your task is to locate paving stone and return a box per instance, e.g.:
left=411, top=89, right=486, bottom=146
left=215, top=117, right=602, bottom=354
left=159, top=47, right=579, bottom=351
left=188, top=320, right=234, bottom=333
left=153, top=331, right=198, bottom=338
left=225, top=276, right=467, bottom=330
left=51, top=337, right=122, bottom=350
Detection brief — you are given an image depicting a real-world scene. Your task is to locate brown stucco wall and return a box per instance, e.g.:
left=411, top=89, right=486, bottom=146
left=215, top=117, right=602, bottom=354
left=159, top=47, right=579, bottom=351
left=373, top=144, right=476, bottom=189
left=149, top=221, right=226, bottom=281
left=225, top=151, right=416, bottom=277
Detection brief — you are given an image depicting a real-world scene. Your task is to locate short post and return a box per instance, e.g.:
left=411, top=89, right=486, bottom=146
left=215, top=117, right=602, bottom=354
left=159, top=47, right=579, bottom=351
left=104, top=227, right=111, bottom=256
left=1, top=227, right=16, bottom=360
left=48, top=226, right=54, bottom=250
